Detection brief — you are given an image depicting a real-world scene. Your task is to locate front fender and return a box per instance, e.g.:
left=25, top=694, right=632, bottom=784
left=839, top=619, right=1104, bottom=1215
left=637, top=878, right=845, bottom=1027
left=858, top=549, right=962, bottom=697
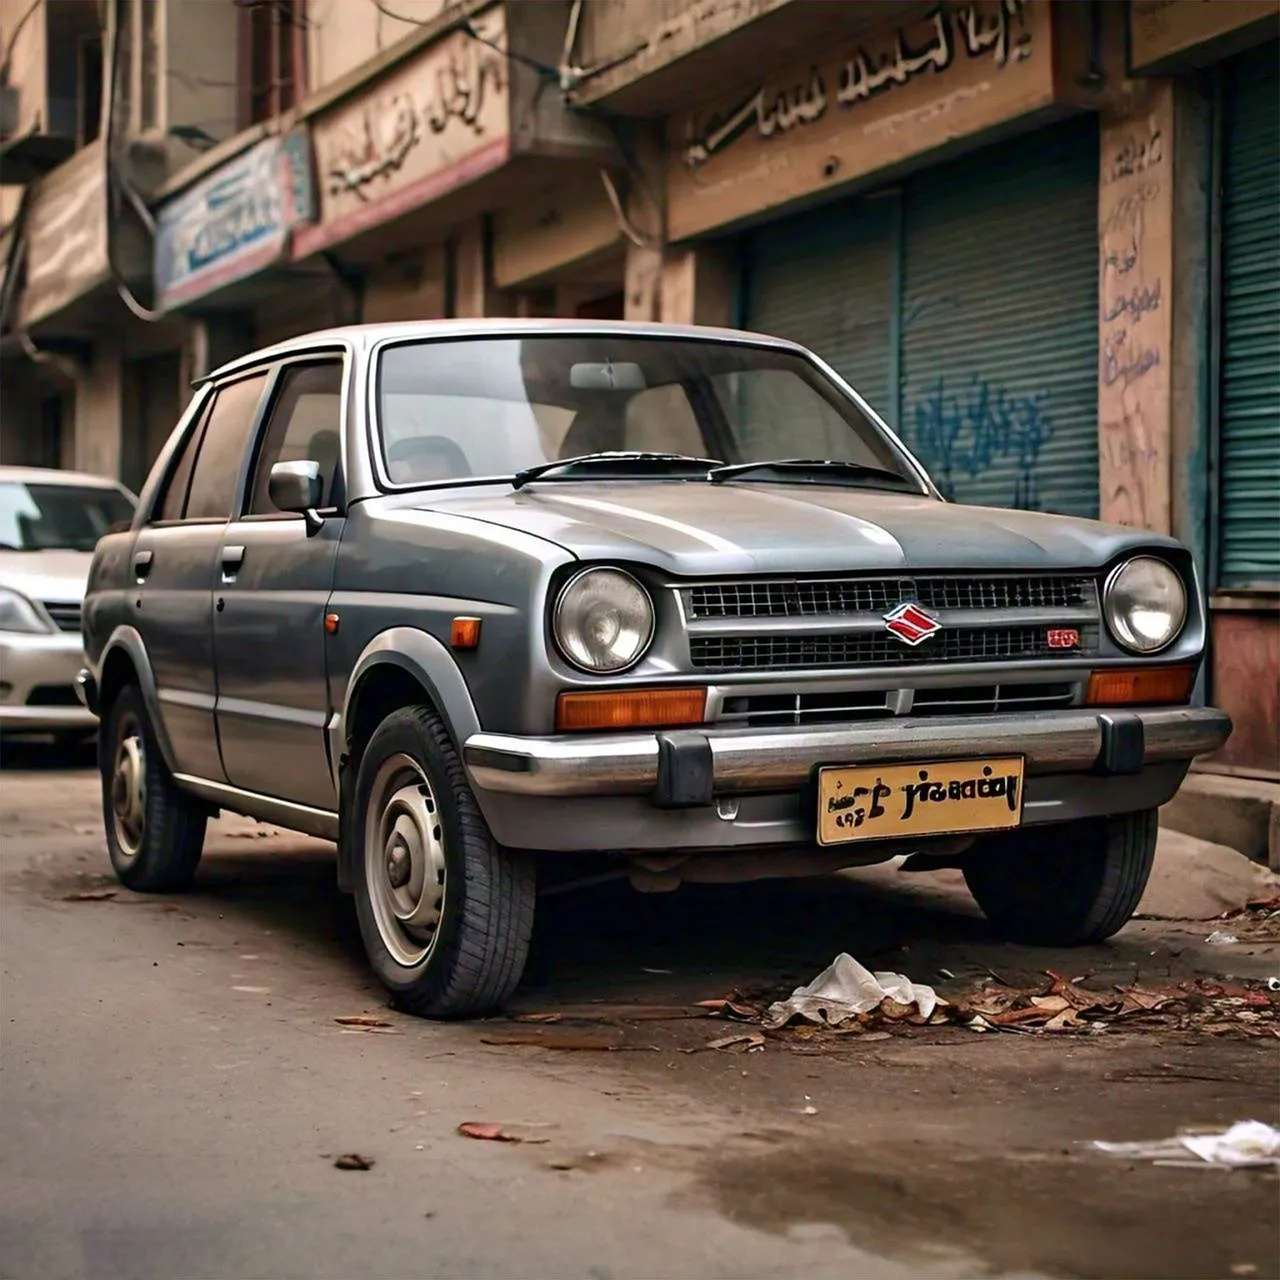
left=331, top=626, right=483, bottom=782
left=97, top=625, right=179, bottom=774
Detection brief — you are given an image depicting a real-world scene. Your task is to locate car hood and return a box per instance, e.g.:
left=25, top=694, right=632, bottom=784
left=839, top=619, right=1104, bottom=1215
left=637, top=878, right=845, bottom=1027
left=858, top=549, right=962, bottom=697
left=425, top=482, right=1176, bottom=576
left=0, top=549, right=92, bottom=603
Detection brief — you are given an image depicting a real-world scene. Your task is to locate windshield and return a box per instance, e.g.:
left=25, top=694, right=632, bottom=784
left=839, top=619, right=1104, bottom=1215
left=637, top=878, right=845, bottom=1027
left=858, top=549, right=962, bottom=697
left=375, top=336, right=921, bottom=490
left=0, top=482, right=136, bottom=552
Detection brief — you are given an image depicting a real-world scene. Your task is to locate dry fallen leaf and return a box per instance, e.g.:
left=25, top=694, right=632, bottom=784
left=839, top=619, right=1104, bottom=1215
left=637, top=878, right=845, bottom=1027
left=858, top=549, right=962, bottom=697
left=62, top=889, right=116, bottom=902
left=479, top=1031, right=650, bottom=1051
left=696, top=997, right=762, bottom=1020
left=334, top=1015, right=394, bottom=1029
left=333, top=1153, right=375, bottom=1171
left=456, top=1122, right=547, bottom=1144
left=698, top=1032, right=766, bottom=1053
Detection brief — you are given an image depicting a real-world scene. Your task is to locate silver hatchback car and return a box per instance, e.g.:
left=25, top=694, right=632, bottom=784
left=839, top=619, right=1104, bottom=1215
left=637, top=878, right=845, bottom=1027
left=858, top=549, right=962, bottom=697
left=78, top=321, right=1230, bottom=1017
left=0, top=467, right=136, bottom=742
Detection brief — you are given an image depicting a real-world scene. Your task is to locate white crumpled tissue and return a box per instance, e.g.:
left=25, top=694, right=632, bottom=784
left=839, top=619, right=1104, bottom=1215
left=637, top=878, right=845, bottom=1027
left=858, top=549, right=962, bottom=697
left=763, top=952, right=942, bottom=1028
left=1093, top=1120, right=1280, bottom=1169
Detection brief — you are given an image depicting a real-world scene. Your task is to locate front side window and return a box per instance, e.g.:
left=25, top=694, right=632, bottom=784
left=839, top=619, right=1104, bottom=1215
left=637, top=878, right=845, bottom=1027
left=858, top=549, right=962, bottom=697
left=247, top=361, right=344, bottom=515
left=0, top=482, right=135, bottom=552
left=185, top=373, right=269, bottom=520
left=375, top=336, right=918, bottom=489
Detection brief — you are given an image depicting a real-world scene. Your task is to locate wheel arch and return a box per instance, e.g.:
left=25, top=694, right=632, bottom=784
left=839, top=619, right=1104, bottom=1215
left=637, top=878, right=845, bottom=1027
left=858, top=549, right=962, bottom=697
left=96, top=627, right=179, bottom=774
left=332, top=628, right=483, bottom=893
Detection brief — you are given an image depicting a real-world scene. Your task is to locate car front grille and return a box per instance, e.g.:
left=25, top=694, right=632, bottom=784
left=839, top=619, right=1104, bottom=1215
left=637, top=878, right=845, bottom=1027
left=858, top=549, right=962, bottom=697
left=42, top=602, right=82, bottom=634
left=686, top=575, right=1095, bottom=620
left=717, top=682, right=1079, bottom=727
left=689, top=625, right=1099, bottom=671
left=27, top=684, right=80, bottom=707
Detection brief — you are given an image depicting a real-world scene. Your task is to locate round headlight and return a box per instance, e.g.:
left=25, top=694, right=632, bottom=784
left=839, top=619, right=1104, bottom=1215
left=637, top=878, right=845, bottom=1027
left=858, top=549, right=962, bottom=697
left=554, top=568, right=654, bottom=673
left=1104, top=557, right=1187, bottom=653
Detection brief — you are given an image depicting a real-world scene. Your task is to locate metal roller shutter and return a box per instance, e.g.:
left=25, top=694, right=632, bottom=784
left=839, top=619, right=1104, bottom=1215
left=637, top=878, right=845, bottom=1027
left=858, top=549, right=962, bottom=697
left=1219, top=41, right=1280, bottom=588
left=899, top=118, right=1100, bottom=516
left=743, top=198, right=895, bottom=423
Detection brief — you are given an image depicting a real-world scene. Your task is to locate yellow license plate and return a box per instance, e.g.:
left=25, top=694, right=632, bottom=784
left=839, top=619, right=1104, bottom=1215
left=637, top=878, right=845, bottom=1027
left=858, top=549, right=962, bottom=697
left=816, top=756, right=1025, bottom=846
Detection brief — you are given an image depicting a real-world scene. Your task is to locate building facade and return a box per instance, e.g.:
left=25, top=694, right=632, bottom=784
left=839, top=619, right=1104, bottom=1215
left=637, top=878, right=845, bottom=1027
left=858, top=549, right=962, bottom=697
left=0, top=0, right=1276, bottom=776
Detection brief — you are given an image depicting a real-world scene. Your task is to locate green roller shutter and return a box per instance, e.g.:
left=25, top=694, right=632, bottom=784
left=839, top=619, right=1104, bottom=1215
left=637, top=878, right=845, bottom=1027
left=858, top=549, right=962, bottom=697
left=743, top=198, right=895, bottom=423
left=1219, top=41, right=1280, bottom=588
left=899, top=118, right=1100, bottom=516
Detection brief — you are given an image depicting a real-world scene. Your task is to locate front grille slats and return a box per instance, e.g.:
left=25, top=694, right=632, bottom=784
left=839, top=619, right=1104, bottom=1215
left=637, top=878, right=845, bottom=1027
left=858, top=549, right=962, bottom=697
left=687, top=575, right=1093, bottom=620
left=42, top=603, right=83, bottom=634
left=717, top=682, right=1077, bottom=726
left=690, top=625, right=1099, bottom=671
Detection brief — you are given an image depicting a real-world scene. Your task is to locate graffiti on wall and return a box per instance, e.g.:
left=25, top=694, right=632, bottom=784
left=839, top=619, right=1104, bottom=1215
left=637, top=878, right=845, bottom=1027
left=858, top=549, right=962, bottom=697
left=1097, top=97, right=1172, bottom=533
left=908, top=372, right=1055, bottom=510
left=682, top=1, right=1032, bottom=169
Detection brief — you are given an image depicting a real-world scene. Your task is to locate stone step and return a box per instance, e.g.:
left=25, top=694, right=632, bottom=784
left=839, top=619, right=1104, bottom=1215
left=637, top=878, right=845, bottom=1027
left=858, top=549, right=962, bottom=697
left=1160, top=771, right=1280, bottom=871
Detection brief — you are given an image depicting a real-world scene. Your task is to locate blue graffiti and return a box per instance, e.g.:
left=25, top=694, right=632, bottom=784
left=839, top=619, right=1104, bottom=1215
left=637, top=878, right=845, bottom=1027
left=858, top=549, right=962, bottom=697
left=907, top=373, right=1054, bottom=510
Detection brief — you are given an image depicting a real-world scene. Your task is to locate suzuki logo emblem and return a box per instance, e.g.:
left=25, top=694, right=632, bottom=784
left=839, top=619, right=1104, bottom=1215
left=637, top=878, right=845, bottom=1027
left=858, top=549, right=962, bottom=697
left=884, top=602, right=941, bottom=646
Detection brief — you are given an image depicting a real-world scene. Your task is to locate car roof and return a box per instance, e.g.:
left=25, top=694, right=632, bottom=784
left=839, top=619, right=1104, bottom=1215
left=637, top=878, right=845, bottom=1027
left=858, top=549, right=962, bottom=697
left=202, top=318, right=808, bottom=384
left=0, top=465, right=131, bottom=492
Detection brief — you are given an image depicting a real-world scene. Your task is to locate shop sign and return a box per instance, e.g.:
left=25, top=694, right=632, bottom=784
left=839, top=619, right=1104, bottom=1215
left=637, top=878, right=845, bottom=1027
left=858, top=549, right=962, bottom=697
left=154, top=130, right=315, bottom=311
left=667, top=0, right=1056, bottom=241
left=294, top=6, right=511, bottom=259
left=1129, top=0, right=1279, bottom=73
left=19, top=142, right=109, bottom=328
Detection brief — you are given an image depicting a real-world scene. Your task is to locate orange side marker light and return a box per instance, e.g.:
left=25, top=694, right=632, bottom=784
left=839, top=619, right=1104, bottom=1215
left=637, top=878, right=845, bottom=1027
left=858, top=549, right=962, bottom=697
left=451, top=616, right=482, bottom=650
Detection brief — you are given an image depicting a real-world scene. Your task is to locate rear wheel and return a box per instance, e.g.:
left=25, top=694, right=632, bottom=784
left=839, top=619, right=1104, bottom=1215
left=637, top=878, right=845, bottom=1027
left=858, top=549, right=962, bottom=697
left=963, top=809, right=1157, bottom=946
left=352, top=705, right=535, bottom=1018
left=101, top=685, right=207, bottom=892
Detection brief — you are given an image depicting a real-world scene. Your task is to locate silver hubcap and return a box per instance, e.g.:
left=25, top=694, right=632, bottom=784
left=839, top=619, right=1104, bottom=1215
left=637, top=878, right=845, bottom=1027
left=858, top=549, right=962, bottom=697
left=365, top=753, right=448, bottom=968
left=111, top=721, right=146, bottom=858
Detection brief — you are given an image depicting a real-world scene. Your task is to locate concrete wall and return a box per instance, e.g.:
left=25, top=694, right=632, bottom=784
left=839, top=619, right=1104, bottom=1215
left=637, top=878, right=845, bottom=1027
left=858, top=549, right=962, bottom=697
left=306, top=0, right=454, bottom=94
left=0, top=0, right=47, bottom=141
left=164, top=0, right=239, bottom=166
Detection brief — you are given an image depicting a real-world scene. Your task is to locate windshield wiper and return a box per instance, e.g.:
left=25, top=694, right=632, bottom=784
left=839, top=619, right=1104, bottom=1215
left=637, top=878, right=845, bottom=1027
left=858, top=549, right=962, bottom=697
left=512, top=452, right=722, bottom=490
left=708, top=458, right=912, bottom=489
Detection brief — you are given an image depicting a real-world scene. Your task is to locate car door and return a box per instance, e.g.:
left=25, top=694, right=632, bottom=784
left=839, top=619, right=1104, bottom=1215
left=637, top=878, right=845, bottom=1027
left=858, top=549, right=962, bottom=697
left=130, top=370, right=271, bottom=782
left=213, top=354, right=347, bottom=810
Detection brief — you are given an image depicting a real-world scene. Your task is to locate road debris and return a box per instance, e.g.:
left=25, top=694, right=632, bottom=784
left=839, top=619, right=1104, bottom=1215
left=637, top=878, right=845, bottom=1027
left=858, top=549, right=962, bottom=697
left=62, top=889, right=116, bottom=901
left=1093, top=1121, right=1280, bottom=1169
left=685, top=1032, right=766, bottom=1054
left=457, top=1122, right=547, bottom=1144
left=334, top=1015, right=395, bottom=1030
left=333, top=1153, right=375, bottom=1171
left=763, top=953, right=943, bottom=1028
left=1205, top=930, right=1239, bottom=945
left=480, top=1031, right=656, bottom=1051
left=697, top=995, right=763, bottom=1021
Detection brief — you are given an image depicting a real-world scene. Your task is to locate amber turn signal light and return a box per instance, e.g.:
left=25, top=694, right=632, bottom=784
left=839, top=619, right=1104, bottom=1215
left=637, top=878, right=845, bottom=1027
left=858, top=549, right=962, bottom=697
left=1085, top=664, right=1195, bottom=706
left=450, top=616, right=481, bottom=650
left=556, top=687, right=707, bottom=732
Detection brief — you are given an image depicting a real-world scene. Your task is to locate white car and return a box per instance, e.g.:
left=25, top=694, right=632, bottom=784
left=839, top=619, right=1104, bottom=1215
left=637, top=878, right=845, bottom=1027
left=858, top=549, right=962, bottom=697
left=0, top=466, right=137, bottom=742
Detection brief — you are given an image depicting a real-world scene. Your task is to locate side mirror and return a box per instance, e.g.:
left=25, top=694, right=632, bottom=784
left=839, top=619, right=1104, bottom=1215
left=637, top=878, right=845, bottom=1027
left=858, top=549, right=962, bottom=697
left=268, top=460, right=325, bottom=535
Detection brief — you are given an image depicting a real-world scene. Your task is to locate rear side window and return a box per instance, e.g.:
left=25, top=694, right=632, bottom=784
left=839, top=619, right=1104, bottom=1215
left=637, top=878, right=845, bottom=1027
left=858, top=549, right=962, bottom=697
left=184, top=373, right=269, bottom=520
left=155, top=399, right=211, bottom=522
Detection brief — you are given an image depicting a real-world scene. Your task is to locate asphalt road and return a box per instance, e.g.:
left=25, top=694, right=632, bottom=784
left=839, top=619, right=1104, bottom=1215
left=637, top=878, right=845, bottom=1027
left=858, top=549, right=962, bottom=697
left=2, top=745, right=1277, bottom=1280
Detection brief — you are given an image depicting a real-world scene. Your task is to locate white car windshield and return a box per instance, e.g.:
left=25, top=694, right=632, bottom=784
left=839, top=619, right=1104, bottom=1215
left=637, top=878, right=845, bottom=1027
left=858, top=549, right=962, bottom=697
left=375, top=336, right=918, bottom=489
left=0, top=482, right=135, bottom=552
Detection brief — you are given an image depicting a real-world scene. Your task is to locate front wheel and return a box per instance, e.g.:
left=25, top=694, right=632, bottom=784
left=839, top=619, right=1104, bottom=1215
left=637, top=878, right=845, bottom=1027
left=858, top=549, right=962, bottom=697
left=963, top=809, right=1157, bottom=946
left=351, top=705, right=536, bottom=1018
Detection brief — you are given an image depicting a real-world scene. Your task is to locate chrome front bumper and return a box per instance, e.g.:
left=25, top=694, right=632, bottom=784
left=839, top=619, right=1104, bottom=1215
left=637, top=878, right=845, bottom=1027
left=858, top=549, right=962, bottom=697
left=464, top=706, right=1232, bottom=800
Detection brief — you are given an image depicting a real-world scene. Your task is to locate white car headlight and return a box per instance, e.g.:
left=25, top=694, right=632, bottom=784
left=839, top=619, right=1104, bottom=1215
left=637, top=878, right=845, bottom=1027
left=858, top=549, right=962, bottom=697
left=1104, top=557, right=1187, bottom=653
left=554, top=568, right=654, bottom=673
left=0, top=587, right=53, bottom=635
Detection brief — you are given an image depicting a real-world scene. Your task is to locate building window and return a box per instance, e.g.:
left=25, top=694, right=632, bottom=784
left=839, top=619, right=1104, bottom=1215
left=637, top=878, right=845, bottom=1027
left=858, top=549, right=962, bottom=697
left=237, top=0, right=307, bottom=129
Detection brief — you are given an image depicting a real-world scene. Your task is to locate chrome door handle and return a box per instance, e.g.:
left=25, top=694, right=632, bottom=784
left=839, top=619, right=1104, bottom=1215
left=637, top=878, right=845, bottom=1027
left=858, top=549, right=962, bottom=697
left=221, top=545, right=245, bottom=581
left=132, top=550, right=153, bottom=582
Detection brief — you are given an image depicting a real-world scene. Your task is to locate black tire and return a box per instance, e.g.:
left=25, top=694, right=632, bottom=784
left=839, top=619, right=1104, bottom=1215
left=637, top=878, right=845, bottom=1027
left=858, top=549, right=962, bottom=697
left=351, top=705, right=535, bottom=1018
left=101, top=684, right=207, bottom=892
left=963, top=809, right=1157, bottom=946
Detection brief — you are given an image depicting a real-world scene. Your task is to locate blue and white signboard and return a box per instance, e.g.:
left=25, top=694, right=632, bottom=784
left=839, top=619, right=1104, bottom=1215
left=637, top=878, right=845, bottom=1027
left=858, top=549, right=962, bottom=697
left=154, top=130, right=315, bottom=311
